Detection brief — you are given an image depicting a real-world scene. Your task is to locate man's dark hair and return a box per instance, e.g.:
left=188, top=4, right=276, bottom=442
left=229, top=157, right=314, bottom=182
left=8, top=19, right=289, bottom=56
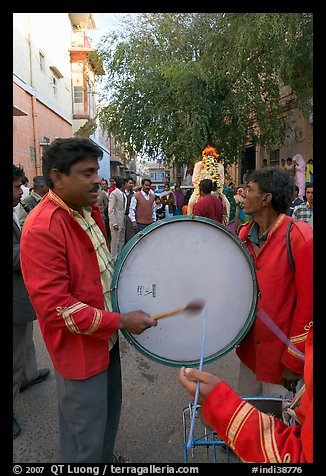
left=141, top=178, right=151, bottom=185
left=42, top=137, right=103, bottom=188
left=199, top=178, right=213, bottom=194
left=13, top=164, right=26, bottom=182
left=248, top=167, right=295, bottom=213
left=115, top=177, right=125, bottom=189
left=305, top=182, right=313, bottom=189
left=125, top=176, right=134, bottom=183
left=32, top=175, right=47, bottom=189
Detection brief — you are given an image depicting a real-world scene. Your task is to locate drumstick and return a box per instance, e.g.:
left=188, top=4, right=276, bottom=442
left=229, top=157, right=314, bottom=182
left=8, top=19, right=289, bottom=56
left=257, top=309, right=305, bottom=361
left=151, top=299, right=205, bottom=320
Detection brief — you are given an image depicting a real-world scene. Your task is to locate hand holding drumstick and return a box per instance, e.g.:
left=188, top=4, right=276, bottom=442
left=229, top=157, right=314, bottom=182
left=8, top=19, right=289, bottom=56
left=179, top=367, right=221, bottom=405
left=119, top=311, right=157, bottom=334
left=119, top=299, right=204, bottom=334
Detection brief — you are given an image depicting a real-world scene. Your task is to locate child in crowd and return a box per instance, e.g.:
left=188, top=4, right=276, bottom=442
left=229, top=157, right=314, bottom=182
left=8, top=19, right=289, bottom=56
left=155, top=196, right=165, bottom=220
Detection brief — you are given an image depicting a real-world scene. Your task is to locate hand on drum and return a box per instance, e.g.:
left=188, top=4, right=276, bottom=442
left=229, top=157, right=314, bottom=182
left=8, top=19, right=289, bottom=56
left=119, top=310, right=157, bottom=334
left=178, top=367, right=221, bottom=405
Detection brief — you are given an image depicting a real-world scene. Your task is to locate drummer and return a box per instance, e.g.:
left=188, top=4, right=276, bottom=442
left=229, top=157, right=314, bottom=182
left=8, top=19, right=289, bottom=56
left=20, top=137, right=157, bottom=463
left=236, top=167, right=313, bottom=398
left=178, top=324, right=313, bottom=463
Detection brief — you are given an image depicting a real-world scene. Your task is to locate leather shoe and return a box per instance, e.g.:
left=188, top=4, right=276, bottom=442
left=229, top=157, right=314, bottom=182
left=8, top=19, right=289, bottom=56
left=13, top=416, right=21, bottom=439
left=19, top=368, right=50, bottom=393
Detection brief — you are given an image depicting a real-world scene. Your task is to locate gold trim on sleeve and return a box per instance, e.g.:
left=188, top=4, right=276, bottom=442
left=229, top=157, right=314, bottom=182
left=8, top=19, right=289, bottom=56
left=226, top=402, right=255, bottom=448
left=226, top=401, right=283, bottom=463
left=84, top=308, right=103, bottom=335
left=291, top=332, right=308, bottom=344
left=260, top=412, right=282, bottom=463
left=56, top=302, right=102, bottom=334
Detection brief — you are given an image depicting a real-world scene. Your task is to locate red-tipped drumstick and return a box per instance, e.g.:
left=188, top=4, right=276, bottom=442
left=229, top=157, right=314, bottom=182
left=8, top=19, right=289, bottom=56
left=151, top=299, right=205, bottom=321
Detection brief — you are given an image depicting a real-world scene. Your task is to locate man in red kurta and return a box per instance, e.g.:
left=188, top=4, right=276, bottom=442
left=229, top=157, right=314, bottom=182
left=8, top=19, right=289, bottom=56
left=236, top=168, right=313, bottom=397
left=193, top=178, right=223, bottom=223
left=179, top=325, right=313, bottom=463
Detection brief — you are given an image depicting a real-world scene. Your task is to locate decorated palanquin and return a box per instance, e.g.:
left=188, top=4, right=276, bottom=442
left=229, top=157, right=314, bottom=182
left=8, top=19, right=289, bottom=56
left=187, top=146, right=229, bottom=221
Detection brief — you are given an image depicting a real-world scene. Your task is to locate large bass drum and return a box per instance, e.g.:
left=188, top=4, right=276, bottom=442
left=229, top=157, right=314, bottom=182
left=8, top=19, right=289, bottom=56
left=111, top=216, right=257, bottom=367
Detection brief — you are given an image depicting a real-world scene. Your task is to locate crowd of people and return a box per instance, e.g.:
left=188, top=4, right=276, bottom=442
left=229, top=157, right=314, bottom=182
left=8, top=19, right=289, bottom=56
left=98, top=151, right=313, bottom=248
left=13, top=139, right=313, bottom=464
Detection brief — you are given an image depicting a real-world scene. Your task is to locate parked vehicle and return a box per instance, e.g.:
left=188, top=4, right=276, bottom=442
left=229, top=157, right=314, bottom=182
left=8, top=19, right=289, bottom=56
left=180, top=185, right=194, bottom=194
left=154, top=187, right=164, bottom=196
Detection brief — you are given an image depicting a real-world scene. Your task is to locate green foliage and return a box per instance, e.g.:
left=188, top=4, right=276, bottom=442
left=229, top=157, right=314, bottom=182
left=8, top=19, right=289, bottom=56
left=96, top=13, right=312, bottom=168
left=87, top=51, right=105, bottom=76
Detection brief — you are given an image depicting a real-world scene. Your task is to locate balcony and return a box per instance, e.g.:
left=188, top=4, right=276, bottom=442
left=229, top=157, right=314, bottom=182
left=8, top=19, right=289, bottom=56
left=70, top=31, right=105, bottom=75
left=110, top=154, right=124, bottom=166
left=71, top=31, right=93, bottom=51
left=69, top=13, right=96, bottom=30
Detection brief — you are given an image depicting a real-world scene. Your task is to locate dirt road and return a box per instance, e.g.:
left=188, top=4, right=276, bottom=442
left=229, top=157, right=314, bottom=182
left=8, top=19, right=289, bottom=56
left=13, top=323, right=240, bottom=464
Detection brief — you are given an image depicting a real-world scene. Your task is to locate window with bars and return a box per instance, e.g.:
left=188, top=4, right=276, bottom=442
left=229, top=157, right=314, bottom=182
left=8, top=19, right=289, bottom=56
left=73, top=86, right=84, bottom=114
left=52, top=76, right=58, bottom=97
left=39, top=51, right=45, bottom=71
left=74, top=86, right=84, bottom=103
left=72, top=64, right=84, bottom=114
left=269, top=149, right=280, bottom=167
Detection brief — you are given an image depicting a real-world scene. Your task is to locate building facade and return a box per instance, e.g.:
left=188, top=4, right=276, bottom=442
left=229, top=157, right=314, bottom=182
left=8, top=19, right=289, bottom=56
left=238, top=85, right=313, bottom=184
left=13, top=13, right=75, bottom=179
left=13, top=13, right=116, bottom=183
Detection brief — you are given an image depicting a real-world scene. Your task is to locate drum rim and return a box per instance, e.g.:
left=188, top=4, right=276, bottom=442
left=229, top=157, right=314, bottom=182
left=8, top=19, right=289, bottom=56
left=111, top=215, right=258, bottom=367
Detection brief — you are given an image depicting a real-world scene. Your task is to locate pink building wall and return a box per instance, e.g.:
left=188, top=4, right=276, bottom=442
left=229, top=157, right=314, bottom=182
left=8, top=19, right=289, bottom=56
left=13, top=83, right=72, bottom=181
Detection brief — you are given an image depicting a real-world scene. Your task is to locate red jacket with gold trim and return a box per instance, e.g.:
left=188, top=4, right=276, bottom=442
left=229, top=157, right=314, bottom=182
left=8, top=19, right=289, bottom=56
left=20, top=192, right=121, bottom=379
left=236, top=214, right=313, bottom=383
left=203, top=327, right=313, bottom=463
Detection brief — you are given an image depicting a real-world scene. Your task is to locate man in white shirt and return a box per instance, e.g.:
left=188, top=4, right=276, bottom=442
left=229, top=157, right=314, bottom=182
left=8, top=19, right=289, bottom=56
left=124, top=177, right=136, bottom=243
left=18, top=175, right=49, bottom=227
left=14, top=175, right=30, bottom=214
left=108, top=177, right=127, bottom=261
left=128, top=178, right=156, bottom=233
left=292, top=183, right=313, bottom=227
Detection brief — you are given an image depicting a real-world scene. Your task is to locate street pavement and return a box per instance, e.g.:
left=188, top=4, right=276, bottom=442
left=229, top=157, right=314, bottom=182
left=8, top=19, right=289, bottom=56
left=13, top=322, right=240, bottom=464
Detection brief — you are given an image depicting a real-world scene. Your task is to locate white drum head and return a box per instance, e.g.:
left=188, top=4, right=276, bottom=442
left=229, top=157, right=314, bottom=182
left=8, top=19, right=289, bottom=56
left=111, top=216, right=257, bottom=366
